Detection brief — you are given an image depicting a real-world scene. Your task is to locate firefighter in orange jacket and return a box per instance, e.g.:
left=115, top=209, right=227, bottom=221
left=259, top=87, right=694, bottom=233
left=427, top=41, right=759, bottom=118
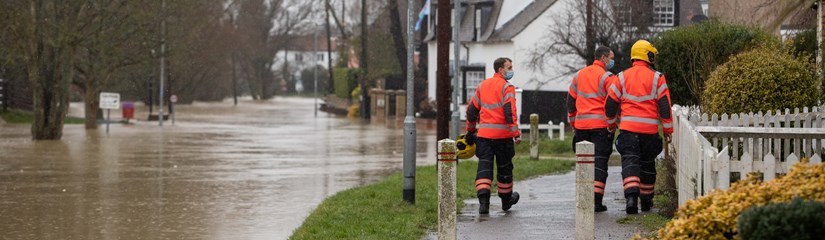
left=567, top=46, right=618, bottom=212
left=605, top=40, right=673, bottom=214
left=466, top=57, right=521, bottom=214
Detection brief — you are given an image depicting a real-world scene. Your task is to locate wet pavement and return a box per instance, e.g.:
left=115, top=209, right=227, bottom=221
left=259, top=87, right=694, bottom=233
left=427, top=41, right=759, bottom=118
left=0, top=97, right=436, bottom=240
left=446, top=166, right=645, bottom=240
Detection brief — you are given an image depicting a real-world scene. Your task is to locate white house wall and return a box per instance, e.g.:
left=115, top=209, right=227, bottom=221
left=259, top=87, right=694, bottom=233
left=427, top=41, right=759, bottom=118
left=510, top=0, right=583, bottom=92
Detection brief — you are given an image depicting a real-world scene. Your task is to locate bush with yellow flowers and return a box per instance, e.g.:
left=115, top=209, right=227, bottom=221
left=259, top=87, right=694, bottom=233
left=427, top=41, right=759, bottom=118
left=641, top=162, right=825, bottom=240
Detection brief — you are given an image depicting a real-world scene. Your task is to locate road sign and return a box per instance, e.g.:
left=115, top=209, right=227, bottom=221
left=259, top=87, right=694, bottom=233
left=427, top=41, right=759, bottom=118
left=170, top=95, right=178, bottom=103
left=99, top=92, right=121, bottom=109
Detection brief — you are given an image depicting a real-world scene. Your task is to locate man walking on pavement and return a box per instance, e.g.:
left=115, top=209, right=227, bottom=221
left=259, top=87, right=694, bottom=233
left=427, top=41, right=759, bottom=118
left=567, top=46, right=618, bottom=212
left=605, top=40, right=673, bottom=214
left=466, top=57, right=521, bottom=214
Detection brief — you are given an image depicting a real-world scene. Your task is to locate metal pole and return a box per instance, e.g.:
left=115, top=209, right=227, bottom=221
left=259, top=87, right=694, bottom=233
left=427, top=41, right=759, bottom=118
left=575, top=141, right=595, bottom=240
left=450, top=0, right=461, bottom=140
left=360, top=0, right=368, bottom=120
left=403, top=0, right=417, bottom=204
left=106, top=109, right=111, bottom=135
left=437, top=139, right=457, bottom=240
left=158, top=0, right=166, bottom=127
left=314, top=24, right=319, bottom=118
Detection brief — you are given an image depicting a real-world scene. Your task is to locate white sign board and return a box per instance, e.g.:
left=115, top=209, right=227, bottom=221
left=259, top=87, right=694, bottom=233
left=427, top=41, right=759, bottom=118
left=170, top=95, right=178, bottom=103
left=99, top=92, right=121, bottom=109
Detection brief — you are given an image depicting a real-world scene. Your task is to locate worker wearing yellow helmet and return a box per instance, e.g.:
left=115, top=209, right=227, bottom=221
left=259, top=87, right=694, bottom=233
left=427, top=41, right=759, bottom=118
left=604, top=39, right=673, bottom=214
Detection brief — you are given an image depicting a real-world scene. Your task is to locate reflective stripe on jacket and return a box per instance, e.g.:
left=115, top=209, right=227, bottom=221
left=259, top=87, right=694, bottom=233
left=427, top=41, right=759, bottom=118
left=567, top=60, right=617, bottom=130
left=606, top=61, right=673, bottom=134
left=466, top=73, right=520, bottom=139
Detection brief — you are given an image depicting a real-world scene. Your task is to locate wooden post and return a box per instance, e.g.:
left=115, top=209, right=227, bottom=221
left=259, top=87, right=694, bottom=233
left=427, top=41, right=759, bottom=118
left=548, top=121, right=555, bottom=139
left=559, top=122, right=566, bottom=140
left=437, top=139, right=457, bottom=240
left=530, top=114, right=539, bottom=160
left=575, top=141, right=594, bottom=240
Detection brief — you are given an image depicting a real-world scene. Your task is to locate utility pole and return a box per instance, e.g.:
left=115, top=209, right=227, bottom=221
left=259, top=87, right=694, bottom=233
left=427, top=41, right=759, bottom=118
left=315, top=25, right=319, bottom=117
left=360, top=0, right=369, bottom=120
left=585, top=0, right=594, bottom=64
left=403, top=0, right=417, bottom=204
left=436, top=0, right=451, bottom=141
left=159, top=0, right=166, bottom=127
left=326, top=0, right=334, bottom=94
left=450, top=0, right=461, bottom=140
left=818, top=0, right=823, bottom=90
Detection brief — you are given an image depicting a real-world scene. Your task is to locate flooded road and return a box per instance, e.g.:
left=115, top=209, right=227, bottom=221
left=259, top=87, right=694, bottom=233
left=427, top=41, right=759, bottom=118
left=0, top=97, right=436, bottom=240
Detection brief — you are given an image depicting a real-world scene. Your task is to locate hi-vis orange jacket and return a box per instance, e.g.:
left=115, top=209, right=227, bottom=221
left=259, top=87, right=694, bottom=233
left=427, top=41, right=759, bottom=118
left=605, top=61, right=673, bottom=134
left=466, top=73, right=520, bottom=139
left=567, top=60, right=618, bottom=130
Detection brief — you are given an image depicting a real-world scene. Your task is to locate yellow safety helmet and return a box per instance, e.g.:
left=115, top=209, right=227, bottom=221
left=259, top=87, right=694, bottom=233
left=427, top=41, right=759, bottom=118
left=630, top=40, right=658, bottom=64
left=456, top=134, right=476, bottom=159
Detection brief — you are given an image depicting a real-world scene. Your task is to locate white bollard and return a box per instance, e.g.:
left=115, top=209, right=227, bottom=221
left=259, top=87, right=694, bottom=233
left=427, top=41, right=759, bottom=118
left=530, top=114, right=539, bottom=160
left=437, top=139, right=457, bottom=240
left=575, top=141, right=595, bottom=240
left=548, top=121, right=555, bottom=139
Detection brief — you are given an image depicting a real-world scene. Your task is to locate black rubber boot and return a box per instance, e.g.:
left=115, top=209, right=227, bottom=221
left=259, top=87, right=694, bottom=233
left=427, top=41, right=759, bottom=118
left=501, top=192, right=520, bottom=211
left=478, top=191, right=490, bottom=214
left=595, top=194, right=607, bottom=212
left=640, top=195, right=653, bottom=212
left=626, top=194, right=639, bottom=214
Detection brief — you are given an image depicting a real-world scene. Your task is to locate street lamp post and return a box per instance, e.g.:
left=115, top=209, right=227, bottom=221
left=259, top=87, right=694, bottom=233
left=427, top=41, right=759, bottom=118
left=402, top=0, right=417, bottom=204
left=158, top=0, right=166, bottom=127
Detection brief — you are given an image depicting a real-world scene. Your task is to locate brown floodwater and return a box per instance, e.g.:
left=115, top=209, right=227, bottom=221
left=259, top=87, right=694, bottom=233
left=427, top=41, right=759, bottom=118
left=0, top=97, right=436, bottom=240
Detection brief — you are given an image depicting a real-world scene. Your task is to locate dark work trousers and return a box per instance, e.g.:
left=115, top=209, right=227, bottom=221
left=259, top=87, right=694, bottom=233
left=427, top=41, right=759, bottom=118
left=475, top=137, right=516, bottom=200
left=615, top=131, right=663, bottom=198
left=572, top=128, right=615, bottom=198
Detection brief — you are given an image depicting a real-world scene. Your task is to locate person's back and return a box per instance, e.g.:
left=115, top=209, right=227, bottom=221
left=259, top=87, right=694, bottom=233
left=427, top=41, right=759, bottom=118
left=567, top=46, right=617, bottom=212
left=605, top=40, right=673, bottom=214
left=466, top=57, right=521, bottom=214
left=613, top=63, right=671, bottom=134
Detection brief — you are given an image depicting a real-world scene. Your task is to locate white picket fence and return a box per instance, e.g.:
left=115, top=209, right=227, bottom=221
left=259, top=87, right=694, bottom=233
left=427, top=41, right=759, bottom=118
left=673, top=105, right=825, bottom=205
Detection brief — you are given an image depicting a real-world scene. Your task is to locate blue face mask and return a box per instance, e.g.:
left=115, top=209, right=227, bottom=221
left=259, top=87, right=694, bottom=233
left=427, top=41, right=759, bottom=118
left=504, top=70, right=514, bottom=80
left=605, top=59, right=615, bottom=69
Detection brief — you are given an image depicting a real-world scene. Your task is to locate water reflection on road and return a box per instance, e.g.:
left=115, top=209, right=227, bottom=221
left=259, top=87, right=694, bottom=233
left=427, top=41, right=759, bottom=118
left=0, top=97, right=436, bottom=239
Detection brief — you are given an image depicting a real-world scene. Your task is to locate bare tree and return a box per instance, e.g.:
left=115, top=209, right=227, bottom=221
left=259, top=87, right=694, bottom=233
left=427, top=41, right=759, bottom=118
left=0, top=0, right=93, bottom=139
left=233, top=0, right=319, bottom=100
left=526, top=0, right=653, bottom=88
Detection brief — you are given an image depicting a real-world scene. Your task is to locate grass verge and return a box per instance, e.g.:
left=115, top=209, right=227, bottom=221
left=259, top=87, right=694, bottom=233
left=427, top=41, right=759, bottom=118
left=0, top=109, right=84, bottom=124
left=616, top=213, right=671, bottom=238
left=514, top=131, right=574, bottom=158
left=289, top=157, right=574, bottom=240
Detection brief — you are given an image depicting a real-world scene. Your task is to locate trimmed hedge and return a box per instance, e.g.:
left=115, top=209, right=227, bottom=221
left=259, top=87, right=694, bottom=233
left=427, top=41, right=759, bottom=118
left=738, top=198, right=825, bottom=240
left=645, top=162, right=825, bottom=239
left=653, top=20, right=774, bottom=106
left=333, top=67, right=361, bottom=98
left=703, top=46, right=819, bottom=114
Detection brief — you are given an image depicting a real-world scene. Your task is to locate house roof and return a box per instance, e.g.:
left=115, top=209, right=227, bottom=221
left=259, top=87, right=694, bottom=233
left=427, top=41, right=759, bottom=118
left=425, top=0, right=556, bottom=43
left=486, top=0, right=556, bottom=42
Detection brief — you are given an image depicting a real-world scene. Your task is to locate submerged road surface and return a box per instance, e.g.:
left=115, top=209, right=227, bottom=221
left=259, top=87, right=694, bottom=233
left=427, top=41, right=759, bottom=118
left=0, top=97, right=436, bottom=239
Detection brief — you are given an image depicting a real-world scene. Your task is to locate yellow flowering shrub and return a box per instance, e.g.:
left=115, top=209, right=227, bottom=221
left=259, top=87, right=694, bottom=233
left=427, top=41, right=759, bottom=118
left=641, top=162, right=825, bottom=240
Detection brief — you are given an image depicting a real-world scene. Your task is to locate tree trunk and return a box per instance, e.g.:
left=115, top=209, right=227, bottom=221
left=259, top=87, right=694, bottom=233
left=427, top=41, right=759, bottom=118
left=84, top=85, right=99, bottom=129
left=30, top=48, right=72, bottom=140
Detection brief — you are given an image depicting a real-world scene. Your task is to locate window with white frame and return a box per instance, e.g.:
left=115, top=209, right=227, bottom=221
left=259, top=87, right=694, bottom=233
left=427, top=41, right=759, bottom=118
left=653, top=0, right=675, bottom=26
left=464, top=70, right=485, bottom=104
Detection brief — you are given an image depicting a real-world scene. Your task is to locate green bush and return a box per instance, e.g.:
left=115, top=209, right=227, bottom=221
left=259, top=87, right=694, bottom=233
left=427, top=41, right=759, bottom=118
left=654, top=20, right=775, bottom=106
left=333, top=67, right=360, bottom=98
left=703, top=46, right=819, bottom=114
left=738, top=198, right=825, bottom=240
